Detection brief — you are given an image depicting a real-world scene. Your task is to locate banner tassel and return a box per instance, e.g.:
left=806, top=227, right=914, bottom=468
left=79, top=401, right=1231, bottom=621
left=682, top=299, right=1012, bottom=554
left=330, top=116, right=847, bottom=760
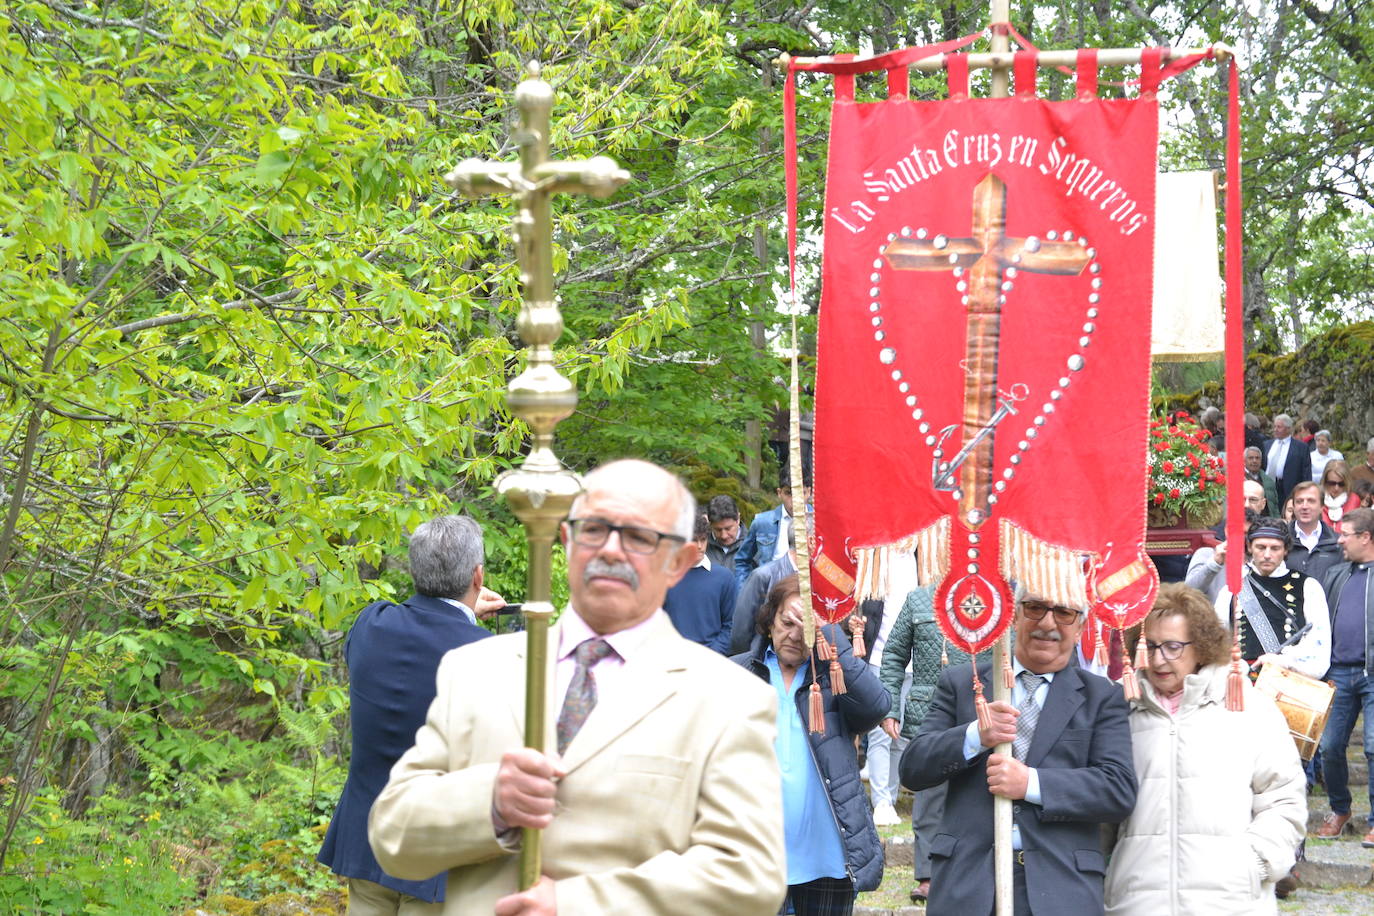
left=972, top=667, right=992, bottom=733
left=829, top=658, right=847, bottom=695
left=1120, top=636, right=1140, bottom=701
left=849, top=615, right=866, bottom=659
left=1226, top=605, right=1246, bottom=711
left=940, top=638, right=950, bottom=667
left=1001, top=651, right=1015, bottom=691
left=808, top=682, right=826, bottom=735
left=816, top=628, right=835, bottom=662
left=1092, top=623, right=1109, bottom=669
left=1226, top=644, right=1246, bottom=711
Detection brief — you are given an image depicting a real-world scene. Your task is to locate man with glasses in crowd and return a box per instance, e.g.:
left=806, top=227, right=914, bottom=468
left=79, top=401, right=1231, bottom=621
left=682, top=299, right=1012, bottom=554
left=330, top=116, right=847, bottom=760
left=369, top=459, right=786, bottom=915
left=900, top=590, right=1136, bottom=916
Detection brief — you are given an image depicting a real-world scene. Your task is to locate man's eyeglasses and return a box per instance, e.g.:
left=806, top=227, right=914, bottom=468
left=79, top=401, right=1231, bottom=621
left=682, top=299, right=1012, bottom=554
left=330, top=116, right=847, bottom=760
left=566, top=518, right=685, bottom=555
left=1019, top=600, right=1083, bottom=626
left=1144, top=640, right=1193, bottom=661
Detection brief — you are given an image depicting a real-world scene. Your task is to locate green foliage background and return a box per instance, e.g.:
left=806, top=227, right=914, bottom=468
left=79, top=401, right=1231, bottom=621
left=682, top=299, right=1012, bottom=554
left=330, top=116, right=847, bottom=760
left=2, top=0, right=1373, bottom=911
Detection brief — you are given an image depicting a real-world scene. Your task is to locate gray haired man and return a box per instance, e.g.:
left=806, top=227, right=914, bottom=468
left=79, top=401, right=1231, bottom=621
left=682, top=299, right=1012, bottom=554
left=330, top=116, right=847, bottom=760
left=318, top=515, right=505, bottom=915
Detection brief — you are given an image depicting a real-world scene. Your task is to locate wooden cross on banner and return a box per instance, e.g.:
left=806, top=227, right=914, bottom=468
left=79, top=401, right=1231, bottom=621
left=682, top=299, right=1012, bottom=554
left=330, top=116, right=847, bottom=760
left=443, top=61, right=630, bottom=891
left=883, top=172, right=1091, bottom=526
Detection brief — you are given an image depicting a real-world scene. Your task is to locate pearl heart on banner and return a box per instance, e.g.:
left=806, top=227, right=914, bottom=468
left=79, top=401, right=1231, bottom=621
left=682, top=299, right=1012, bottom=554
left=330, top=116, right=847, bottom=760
left=864, top=203, right=1107, bottom=654
left=866, top=222, right=1103, bottom=507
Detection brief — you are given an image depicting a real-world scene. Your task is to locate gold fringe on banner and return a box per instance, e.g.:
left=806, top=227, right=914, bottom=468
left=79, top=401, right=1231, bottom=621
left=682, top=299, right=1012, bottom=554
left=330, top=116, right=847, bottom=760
left=849, top=522, right=949, bottom=603
left=915, top=520, right=951, bottom=588
left=997, top=520, right=1089, bottom=608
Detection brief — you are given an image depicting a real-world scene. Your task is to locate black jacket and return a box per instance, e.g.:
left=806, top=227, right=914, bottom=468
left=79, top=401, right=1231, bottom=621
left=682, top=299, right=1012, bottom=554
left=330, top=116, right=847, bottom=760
left=1289, top=521, right=1342, bottom=583
left=733, top=625, right=889, bottom=892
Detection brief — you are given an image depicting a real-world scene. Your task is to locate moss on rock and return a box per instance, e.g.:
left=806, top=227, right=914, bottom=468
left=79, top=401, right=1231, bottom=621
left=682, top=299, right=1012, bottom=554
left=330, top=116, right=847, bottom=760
left=1159, top=322, right=1374, bottom=455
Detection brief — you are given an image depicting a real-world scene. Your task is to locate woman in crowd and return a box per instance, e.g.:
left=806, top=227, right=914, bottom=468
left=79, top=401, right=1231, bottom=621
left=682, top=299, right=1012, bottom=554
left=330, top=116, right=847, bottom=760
left=1104, top=583, right=1306, bottom=916
left=1320, top=459, right=1360, bottom=526
left=1356, top=477, right=1374, bottom=509
left=1298, top=418, right=1320, bottom=446
left=1310, top=429, right=1344, bottom=483
left=734, top=575, right=889, bottom=915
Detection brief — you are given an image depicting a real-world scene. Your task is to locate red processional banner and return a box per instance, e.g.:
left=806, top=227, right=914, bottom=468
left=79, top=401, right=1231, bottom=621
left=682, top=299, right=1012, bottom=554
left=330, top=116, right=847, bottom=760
left=808, top=60, right=1162, bottom=653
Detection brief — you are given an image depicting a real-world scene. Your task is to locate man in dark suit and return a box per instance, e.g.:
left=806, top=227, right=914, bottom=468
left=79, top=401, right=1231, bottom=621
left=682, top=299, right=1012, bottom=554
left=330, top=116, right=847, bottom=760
left=317, top=515, right=502, bottom=914
left=899, top=591, right=1136, bottom=915
left=1264, top=414, right=1312, bottom=508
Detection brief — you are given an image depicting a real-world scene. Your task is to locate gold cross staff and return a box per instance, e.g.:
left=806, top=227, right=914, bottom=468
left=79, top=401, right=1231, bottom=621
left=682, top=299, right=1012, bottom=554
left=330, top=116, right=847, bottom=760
left=883, top=173, right=1090, bottom=525
left=445, top=61, right=630, bottom=890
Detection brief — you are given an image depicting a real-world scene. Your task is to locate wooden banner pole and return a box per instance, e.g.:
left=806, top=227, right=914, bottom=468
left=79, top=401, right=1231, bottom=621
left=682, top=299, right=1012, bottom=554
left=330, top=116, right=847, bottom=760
left=985, top=4, right=1014, bottom=912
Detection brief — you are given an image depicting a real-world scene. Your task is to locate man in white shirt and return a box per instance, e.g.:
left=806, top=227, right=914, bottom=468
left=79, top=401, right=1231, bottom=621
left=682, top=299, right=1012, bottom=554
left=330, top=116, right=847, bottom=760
left=1288, top=481, right=1342, bottom=582
left=1265, top=413, right=1313, bottom=508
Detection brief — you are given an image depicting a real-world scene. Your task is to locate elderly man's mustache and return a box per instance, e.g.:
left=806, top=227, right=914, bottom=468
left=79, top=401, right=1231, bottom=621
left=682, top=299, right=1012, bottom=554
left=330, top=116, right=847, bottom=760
left=585, top=558, right=639, bottom=589
left=1030, top=629, right=1062, bottom=642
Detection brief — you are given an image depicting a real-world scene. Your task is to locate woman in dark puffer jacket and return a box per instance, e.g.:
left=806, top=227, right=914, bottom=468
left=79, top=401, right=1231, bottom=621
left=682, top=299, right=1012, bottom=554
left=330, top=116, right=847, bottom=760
left=733, top=575, right=889, bottom=915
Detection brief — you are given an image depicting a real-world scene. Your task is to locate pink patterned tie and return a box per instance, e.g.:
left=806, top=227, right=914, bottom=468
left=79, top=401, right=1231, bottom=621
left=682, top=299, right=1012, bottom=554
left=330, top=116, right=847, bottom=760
left=557, top=638, right=615, bottom=755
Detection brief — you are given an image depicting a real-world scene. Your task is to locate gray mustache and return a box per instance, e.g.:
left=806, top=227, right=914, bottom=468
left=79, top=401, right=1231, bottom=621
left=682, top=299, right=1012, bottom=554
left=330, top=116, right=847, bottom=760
left=1030, top=630, right=1062, bottom=642
left=585, top=558, right=639, bottom=589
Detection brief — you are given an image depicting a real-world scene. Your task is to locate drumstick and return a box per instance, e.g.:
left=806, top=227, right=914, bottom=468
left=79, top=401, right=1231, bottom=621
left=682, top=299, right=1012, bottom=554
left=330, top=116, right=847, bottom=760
left=1248, top=623, right=1312, bottom=672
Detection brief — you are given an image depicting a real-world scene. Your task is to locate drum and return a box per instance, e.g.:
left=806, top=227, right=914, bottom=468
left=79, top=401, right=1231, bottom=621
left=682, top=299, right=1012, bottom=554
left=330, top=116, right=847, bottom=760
left=1253, top=662, right=1335, bottom=761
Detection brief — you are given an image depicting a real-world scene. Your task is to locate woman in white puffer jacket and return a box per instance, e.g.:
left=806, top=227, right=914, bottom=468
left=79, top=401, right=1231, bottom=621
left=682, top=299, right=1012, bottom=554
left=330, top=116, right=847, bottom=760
left=1104, top=583, right=1307, bottom=916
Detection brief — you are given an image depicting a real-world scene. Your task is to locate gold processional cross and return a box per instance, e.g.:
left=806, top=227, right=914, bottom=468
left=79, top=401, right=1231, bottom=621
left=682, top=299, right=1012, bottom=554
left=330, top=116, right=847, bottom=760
left=883, top=173, right=1091, bottom=527
left=444, top=62, right=629, bottom=890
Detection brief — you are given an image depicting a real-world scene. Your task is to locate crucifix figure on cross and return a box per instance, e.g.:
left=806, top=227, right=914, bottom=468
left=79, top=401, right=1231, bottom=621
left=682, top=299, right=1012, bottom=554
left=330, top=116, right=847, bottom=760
left=883, top=172, right=1091, bottom=527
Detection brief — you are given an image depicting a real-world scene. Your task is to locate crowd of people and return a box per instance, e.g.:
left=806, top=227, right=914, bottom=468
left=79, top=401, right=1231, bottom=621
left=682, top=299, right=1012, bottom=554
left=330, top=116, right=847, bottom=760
left=308, top=436, right=1374, bottom=915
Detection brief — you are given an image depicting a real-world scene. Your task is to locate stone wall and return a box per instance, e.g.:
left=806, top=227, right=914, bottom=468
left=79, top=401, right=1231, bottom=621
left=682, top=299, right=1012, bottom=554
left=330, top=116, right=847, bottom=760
left=1158, top=321, right=1374, bottom=455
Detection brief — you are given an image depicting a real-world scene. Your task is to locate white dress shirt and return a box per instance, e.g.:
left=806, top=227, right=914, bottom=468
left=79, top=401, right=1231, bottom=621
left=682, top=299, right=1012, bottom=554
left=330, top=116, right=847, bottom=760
left=1266, top=436, right=1291, bottom=480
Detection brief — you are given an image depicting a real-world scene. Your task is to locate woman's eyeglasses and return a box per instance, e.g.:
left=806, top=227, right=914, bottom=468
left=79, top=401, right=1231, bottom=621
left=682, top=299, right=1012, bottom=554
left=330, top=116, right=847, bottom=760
left=1144, top=640, right=1193, bottom=661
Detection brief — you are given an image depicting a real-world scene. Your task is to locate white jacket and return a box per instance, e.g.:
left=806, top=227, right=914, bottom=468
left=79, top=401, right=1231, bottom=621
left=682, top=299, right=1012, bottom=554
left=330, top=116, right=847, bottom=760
left=1104, top=664, right=1306, bottom=916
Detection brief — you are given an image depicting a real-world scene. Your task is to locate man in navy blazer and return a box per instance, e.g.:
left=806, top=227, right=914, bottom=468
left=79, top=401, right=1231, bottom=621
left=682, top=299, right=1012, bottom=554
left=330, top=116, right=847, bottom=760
left=1263, top=413, right=1313, bottom=508
left=318, top=515, right=501, bottom=914
left=899, top=591, right=1136, bottom=915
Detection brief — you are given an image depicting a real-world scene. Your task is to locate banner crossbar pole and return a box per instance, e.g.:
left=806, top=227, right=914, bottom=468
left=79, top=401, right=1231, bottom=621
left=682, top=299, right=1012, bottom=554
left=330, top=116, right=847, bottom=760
left=778, top=43, right=1233, bottom=72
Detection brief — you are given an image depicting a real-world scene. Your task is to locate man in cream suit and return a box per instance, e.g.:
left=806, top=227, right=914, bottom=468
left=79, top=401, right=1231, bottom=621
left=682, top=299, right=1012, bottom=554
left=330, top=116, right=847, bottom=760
left=369, top=459, right=786, bottom=915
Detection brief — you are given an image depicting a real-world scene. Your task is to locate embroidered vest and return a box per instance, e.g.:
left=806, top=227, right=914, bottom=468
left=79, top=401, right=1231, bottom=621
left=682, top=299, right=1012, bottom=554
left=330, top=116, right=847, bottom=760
left=1239, top=569, right=1308, bottom=661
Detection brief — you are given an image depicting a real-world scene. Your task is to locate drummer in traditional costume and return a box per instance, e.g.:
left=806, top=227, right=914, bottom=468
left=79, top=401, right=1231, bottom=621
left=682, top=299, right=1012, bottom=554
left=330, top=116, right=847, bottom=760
left=1213, top=517, right=1331, bottom=679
